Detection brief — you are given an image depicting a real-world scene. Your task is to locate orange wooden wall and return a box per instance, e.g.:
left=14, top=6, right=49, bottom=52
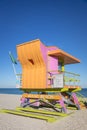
left=17, top=39, right=47, bottom=89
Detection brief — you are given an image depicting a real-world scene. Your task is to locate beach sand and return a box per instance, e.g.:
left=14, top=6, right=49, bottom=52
left=0, top=94, right=87, bottom=130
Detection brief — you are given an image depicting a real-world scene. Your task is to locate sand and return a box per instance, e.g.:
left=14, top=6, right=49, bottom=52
left=0, top=94, right=87, bottom=130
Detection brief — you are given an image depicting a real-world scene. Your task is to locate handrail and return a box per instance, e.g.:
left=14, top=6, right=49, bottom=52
left=63, top=71, right=80, bottom=76
left=16, top=74, right=22, bottom=76
left=48, top=70, right=80, bottom=76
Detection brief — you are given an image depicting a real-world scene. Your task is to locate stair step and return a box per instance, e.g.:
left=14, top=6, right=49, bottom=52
left=0, top=109, right=57, bottom=123
left=16, top=107, right=68, bottom=117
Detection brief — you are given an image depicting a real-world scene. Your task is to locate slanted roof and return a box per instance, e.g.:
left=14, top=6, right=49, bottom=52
left=48, top=49, right=80, bottom=65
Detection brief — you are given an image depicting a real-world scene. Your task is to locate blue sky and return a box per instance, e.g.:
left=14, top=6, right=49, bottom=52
left=0, top=0, right=87, bottom=88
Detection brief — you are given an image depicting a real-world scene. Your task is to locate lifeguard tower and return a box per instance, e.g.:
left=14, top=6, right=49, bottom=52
left=16, top=39, right=81, bottom=112
left=1, top=39, right=87, bottom=123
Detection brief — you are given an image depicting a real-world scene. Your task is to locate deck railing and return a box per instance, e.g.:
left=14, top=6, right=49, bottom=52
left=16, top=74, right=22, bottom=88
left=63, top=71, right=80, bottom=87
left=16, top=70, right=80, bottom=88
left=48, top=70, right=80, bottom=88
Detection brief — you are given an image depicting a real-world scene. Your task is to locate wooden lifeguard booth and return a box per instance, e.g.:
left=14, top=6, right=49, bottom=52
left=1, top=39, right=86, bottom=123
left=16, top=39, right=81, bottom=112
